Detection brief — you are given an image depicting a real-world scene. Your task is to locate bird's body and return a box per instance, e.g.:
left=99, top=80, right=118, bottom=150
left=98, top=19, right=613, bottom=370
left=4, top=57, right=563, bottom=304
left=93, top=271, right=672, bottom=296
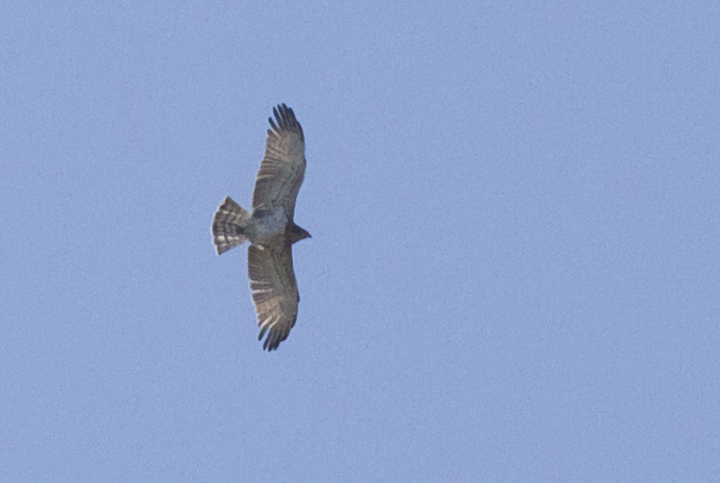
left=247, top=208, right=288, bottom=246
left=212, top=104, right=310, bottom=351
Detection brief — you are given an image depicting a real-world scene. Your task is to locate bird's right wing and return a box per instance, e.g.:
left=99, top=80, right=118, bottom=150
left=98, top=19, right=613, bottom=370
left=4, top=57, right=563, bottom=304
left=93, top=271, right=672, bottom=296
left=247, top=243, right=300, bottom=351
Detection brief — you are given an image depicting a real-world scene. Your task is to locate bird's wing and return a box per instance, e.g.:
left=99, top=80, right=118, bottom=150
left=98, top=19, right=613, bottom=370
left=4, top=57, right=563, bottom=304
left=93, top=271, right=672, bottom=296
left=252, top=104, right=306, bottom=218
left=247, top=243, right=300, bottom=351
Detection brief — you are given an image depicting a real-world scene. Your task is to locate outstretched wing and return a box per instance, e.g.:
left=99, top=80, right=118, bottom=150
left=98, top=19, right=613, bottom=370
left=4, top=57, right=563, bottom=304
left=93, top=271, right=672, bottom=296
left=247, top=243, right=300, bottom=351
left=252, top=104, right=306, bottom=218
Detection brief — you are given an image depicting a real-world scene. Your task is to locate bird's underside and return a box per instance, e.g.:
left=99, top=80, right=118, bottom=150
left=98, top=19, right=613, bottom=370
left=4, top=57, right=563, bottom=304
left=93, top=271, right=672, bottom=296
left=211, top=103, right=310, bottom=352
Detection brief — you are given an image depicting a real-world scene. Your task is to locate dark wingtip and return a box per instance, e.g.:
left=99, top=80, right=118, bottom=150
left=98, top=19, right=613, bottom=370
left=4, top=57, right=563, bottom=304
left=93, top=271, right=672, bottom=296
left=268, top=103, right=303, bottom=141
left=260, top=329, right=284, bottom=352
left=263, top=337, right=275, bottom=351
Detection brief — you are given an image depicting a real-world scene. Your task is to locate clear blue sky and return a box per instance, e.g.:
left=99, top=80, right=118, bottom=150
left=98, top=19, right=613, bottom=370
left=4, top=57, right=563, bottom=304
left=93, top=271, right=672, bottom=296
left=1, top=2, right=719, bottom=481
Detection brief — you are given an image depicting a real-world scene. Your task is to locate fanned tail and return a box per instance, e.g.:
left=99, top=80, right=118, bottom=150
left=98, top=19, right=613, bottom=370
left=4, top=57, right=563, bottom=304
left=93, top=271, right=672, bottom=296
left=212, top=197, right=251, bottom=254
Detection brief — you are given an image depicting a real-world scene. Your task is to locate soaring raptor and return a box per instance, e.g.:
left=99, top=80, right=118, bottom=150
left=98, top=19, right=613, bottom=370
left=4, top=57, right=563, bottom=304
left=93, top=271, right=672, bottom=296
left=212, top=104, right=310, bottom=351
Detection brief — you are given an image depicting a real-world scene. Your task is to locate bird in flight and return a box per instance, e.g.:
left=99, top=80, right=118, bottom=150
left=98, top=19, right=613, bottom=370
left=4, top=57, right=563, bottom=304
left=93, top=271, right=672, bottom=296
left=212, top=104, right=310, bottom=351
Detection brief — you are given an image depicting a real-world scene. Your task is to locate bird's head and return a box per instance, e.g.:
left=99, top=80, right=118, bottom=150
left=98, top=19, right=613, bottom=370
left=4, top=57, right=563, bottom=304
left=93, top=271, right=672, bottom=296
left=289, top=223, right=311, bottom=244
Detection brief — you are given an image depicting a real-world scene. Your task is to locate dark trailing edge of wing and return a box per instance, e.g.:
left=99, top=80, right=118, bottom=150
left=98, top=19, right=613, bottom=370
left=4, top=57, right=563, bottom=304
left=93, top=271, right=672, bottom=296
left=268, top=103, right=304, bottom=141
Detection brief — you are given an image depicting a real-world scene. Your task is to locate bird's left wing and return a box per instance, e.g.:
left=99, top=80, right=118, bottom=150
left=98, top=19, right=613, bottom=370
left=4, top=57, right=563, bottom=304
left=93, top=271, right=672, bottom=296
left=247, top=243, right=300, bottom=351
left=252, top=104, right=306, bottom=218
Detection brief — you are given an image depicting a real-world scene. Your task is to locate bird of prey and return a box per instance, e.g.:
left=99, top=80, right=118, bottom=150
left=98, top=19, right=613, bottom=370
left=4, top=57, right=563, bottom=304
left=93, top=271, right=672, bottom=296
left=212, top=104, right=310, bottom=351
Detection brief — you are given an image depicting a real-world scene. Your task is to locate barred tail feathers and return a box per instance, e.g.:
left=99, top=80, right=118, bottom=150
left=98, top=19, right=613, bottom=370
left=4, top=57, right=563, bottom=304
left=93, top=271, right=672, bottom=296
left=212, top=197, right=251, bottom=254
